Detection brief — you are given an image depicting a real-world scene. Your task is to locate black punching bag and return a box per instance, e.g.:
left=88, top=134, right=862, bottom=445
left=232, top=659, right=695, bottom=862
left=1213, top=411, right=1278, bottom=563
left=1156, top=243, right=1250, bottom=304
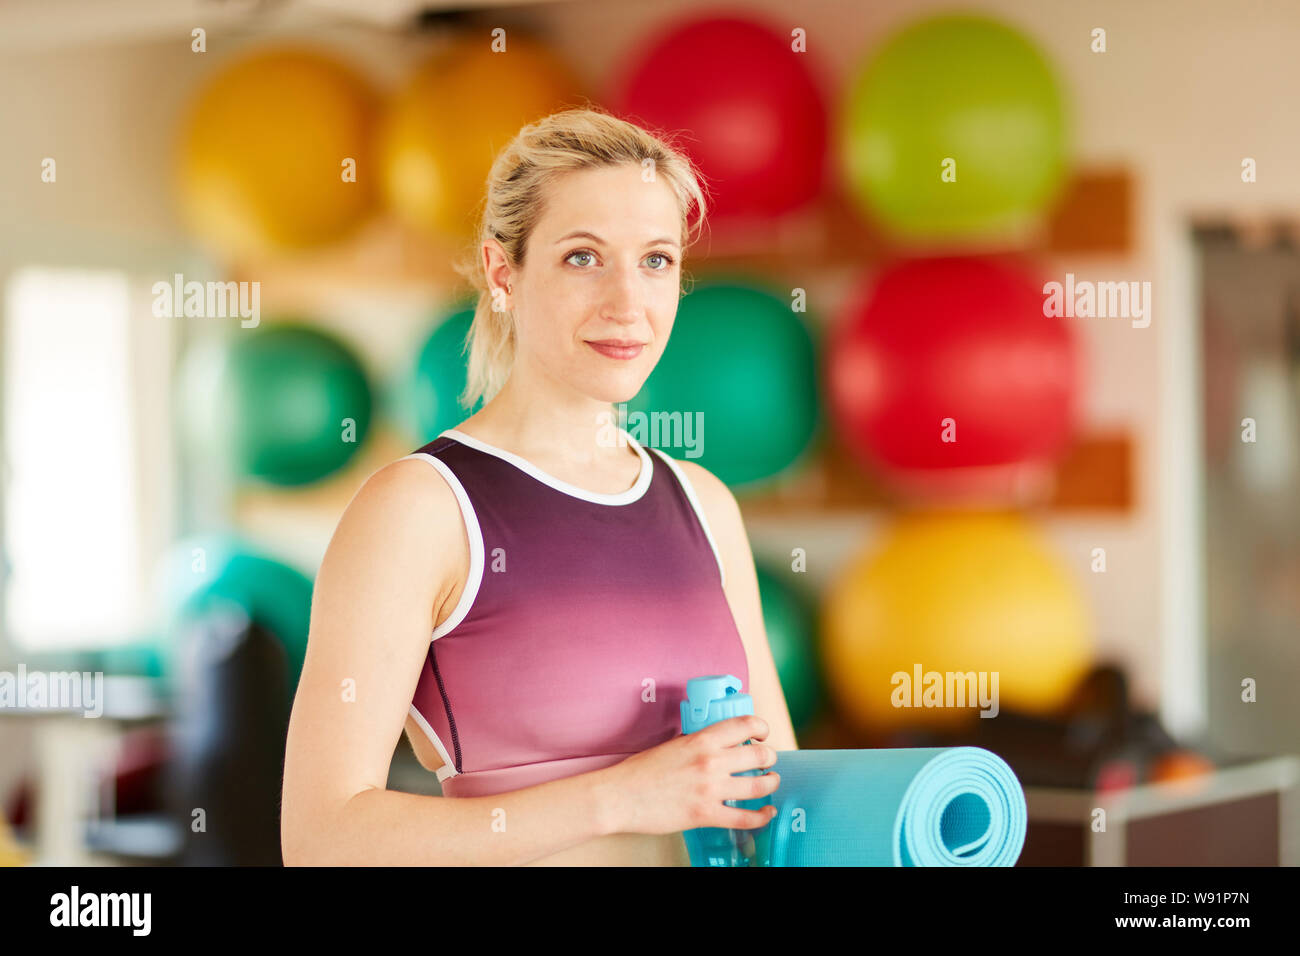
left=164, top=599, right=291, bottom=865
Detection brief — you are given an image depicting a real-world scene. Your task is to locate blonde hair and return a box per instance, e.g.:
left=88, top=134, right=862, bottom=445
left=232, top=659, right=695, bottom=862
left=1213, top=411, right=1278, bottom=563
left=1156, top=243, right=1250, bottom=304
left=453, top=104, right=709, bottom=409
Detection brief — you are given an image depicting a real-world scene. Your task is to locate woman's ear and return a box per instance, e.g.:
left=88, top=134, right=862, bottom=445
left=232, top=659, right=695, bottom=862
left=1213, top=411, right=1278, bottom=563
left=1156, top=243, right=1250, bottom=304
left=482, top=239, right=513, bottom=296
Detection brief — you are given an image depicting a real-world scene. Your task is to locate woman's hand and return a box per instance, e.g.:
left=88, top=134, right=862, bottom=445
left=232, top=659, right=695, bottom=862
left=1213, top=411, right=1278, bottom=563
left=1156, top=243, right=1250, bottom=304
left=598, top=715, right=781, bottom=836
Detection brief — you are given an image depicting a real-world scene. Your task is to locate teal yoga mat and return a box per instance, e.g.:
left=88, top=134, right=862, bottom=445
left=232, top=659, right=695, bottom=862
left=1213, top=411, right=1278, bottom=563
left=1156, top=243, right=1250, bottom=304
left=762, top=747, right=1026, bottom=866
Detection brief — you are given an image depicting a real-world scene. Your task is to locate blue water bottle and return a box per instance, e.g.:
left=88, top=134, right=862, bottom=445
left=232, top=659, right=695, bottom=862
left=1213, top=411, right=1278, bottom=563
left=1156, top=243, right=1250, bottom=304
left=679, top=675, right=774, bottom=867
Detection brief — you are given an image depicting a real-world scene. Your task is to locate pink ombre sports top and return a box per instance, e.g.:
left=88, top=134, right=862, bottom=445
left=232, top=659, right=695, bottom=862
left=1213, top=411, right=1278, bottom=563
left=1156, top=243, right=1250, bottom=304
left=401, top=427, right=750, bottom=799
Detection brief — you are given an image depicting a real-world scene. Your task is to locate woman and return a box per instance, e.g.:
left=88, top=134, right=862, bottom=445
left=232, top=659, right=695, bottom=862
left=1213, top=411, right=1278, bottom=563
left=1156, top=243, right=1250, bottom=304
left=282, top=106, right=798, bottom=866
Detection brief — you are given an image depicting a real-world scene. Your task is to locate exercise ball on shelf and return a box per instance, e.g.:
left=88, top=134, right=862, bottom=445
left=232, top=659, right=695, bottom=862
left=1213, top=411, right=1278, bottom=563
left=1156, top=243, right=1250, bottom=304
left=755, top=562, right=824, bottom=734
left=177, top=322, right=374, bottom=487
left=826, top=255, right=1080, bottom=477
left=378, top=34, right=583, bottom=241
left=839, top=13, right=1068, bottom=242
left=626, top=280, right=821, bottom=490
left=175, top=48, right=378, bottom=258
left=821, top=511, right=1094, bottom=734
left=155, top=534, right=315, bottom=701
left=612, top=14, right=828, bottom=223
left=402, top=305, right=481, bottom=445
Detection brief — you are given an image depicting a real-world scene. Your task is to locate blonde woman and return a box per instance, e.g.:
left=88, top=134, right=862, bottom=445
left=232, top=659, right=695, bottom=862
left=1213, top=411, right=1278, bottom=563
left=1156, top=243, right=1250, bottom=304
left=282, top=106, right=798, bottom=866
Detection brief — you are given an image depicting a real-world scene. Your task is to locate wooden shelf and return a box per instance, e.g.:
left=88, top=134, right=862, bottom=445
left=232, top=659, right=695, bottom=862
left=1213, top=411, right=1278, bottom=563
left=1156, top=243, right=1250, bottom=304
left=693, top=165, right=1134, bottom=272
left=738, top=429, right=1133, bottom=515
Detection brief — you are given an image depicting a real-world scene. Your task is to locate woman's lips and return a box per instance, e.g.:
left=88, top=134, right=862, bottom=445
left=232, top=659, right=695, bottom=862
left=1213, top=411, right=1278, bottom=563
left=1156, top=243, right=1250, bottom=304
left=586, top=341, right=644, bottom=360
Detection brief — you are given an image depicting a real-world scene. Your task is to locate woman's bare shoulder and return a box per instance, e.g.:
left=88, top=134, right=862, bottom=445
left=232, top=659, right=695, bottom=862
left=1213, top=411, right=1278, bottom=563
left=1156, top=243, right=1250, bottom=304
left=350, top=453, right=463, bottom=519
left=325, top=454, right=466, bottom=571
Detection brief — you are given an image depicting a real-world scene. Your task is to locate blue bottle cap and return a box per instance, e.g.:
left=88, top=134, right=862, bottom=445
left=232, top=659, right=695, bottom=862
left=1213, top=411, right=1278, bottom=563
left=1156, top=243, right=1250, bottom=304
left=681, top=674, right=752, bottom=734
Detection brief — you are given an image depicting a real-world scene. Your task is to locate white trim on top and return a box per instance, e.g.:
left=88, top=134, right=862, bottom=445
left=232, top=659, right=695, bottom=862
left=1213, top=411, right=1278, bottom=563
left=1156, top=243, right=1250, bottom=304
left=439, top=427, right=653, bottom=506
left=407, top=703, right=458, bottom=782
left=645, top=446, right=726, bottom=589
left=399, top=452, right=485, bottom=640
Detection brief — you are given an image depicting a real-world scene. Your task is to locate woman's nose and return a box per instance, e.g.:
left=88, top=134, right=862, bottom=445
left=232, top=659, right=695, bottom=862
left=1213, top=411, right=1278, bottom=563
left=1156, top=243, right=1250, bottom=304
left=603, top=268, right=645, bottom=317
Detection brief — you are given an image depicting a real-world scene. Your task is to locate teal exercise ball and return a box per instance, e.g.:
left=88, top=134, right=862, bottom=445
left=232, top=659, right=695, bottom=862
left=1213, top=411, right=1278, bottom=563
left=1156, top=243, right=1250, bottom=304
left=178, top=322, right=373, bottom=486
left=628, top=281, right=820, bottom=489
left=405, top=306, right=482, bottom=444
left=157, top=536, right=314, bottom=698
left=840, top=13, right=1068, bottom=240
left=755, top=562, right=822, bottom=733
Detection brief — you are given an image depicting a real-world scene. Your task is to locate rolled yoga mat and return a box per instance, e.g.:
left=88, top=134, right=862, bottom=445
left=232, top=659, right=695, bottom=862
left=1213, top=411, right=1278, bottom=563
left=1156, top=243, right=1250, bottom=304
left=763, top=747, right=1026, bottom=866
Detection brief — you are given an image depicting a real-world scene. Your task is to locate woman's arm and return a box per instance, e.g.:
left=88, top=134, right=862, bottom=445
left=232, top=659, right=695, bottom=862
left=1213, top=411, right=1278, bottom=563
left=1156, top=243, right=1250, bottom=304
left=280, top=459, right=621, bottom=865
left=677, top=459, right=800, bottom=752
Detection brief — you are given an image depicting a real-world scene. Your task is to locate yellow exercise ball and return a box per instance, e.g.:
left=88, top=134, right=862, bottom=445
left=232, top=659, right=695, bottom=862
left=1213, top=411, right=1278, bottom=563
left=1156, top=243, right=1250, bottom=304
left=176, top=48, right=378, bottom=258
left=822, top=511, right=1093, bottom=732
left=378, top=35, right=583, bottom=241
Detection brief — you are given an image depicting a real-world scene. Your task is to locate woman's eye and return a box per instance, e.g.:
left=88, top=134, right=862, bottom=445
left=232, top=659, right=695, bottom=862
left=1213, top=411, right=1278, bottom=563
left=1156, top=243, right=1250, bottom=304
left=565, top=250, right=674, bottom=269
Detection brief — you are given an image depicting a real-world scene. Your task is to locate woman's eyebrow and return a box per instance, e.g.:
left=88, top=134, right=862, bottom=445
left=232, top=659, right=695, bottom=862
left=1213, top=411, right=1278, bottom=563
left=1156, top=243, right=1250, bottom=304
left=554, top=230, right=680, bottom=249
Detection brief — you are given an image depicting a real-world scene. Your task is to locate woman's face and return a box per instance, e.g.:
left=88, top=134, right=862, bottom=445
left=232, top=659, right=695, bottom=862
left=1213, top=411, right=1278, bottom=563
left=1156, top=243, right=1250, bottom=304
left=499, top=163, right=683, bottom=405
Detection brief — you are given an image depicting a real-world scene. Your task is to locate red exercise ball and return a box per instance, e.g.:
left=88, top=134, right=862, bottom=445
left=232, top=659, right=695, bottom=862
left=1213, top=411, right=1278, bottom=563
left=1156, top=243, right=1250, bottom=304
left=827, top=256, right=1080, bottom=472
left=611, top=15, right=827, bottom=222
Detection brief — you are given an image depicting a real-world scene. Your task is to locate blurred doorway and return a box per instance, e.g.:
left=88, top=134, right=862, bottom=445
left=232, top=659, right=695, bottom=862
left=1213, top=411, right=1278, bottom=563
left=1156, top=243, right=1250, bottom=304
left=1196, top=221, right=1300, bottom=759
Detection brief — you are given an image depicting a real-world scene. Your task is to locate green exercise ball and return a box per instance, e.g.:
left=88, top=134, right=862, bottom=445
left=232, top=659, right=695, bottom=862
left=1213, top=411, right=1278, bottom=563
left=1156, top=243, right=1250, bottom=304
left=179, top=322, right=373, bottom=486
left=755, top=562, right=822, bottom=733
left=157, top=535, right=314, bottom=698
left=405, top=306, right=482, bottom=444
left=840, top=13, right=1068, bottom=240
left=628, top=281, right=820, bottom=489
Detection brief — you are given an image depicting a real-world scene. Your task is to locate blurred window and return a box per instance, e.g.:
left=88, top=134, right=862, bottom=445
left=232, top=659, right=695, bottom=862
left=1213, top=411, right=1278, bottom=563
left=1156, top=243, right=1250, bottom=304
left=3, top=266, right=144, bottom=648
